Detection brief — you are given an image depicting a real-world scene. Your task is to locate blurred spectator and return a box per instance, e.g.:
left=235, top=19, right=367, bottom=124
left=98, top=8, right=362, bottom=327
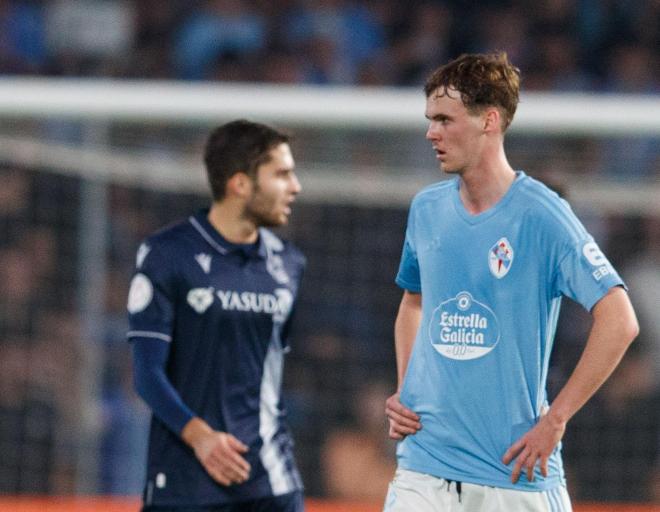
left=130, top=0, right=182, bottom=78
left=388, top=2, right=453, bottom=86
left=0, top=0, right=655, bottom=91
left=596, top=43, right=660, bottom=180
left=282, top=0, right=384, bottom=84
left=173, top=0, right=266, bottom=80
left=525, top=32, right=594, bottom=91
left=44, top=0, right=135, bottom=76
left=0, top=0, right=46, bottom=74
left=472, top=6, right=532, bottom=70
left=604, top=42, right=658, bottom=93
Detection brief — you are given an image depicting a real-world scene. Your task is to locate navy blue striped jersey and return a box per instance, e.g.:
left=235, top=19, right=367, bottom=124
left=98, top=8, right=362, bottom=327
left=127, top=209, right=305, bottom=506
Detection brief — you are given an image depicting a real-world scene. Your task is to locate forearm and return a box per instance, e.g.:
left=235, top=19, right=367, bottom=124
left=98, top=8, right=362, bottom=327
left=549, top=287, right=638, bottom=424
left=133, top=338, right=196, bottom=434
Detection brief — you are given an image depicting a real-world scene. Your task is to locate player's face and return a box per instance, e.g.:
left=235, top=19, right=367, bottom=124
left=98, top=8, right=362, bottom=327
left=425, top=87, right=486, bottom=175
left=244, top=143, right=301, bottom=227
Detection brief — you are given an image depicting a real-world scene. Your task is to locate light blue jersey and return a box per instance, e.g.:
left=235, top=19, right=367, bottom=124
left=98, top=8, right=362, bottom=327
left=395, top=171, right=624, bottom=491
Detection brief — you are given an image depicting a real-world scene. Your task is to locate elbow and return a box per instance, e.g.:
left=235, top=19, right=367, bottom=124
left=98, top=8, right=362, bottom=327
left=133, top=371, right=146, bottom=400
left=133, top=366, right=153, bottom=402
left=624, top=317, right=640, bottom=346
left=617, top=309, right=640, bottom=349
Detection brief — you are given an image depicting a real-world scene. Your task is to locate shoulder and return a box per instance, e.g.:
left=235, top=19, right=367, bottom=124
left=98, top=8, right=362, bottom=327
left=135, top=217, right=194, bottom=267
left=410, top=179, right=455, bottom=210
left=260, top=228, right=306, bottom=267
left=516, top=175, right=588, bottom=244
left=150, top=217, right=195, bottom=245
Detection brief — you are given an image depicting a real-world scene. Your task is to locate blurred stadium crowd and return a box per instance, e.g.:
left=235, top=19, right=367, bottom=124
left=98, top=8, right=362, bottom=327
left=0, top=0, right=659, bottom=506
left=0, top=0, right=658, bottom=90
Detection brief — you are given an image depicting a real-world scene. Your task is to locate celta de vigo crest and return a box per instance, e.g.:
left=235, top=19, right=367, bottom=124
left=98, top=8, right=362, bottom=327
left=488, top=237, right=514, bottom=278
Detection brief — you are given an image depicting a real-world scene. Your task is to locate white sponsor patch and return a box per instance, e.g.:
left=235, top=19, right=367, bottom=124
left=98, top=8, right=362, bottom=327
left=127, top=273, right=153, bottom=313
left=583, top=241, right=613, bottom=281
left=429, top=291, right=500, bottom=360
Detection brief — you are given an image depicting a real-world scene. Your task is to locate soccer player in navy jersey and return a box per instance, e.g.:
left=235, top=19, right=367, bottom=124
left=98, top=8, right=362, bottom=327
left=127, top=120, right=305, bottom=511
left=383, top=53, right=639, bottom=511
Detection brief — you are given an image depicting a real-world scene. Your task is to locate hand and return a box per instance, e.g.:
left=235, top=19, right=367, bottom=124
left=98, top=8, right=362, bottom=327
left=182, top=418, right=251, bottom=486
left=385, top=391, right=421, bottom=440
left=502, top=411, right=566, bottom=484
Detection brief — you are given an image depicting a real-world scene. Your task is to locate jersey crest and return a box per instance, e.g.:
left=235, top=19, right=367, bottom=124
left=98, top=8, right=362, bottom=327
left=488, top=237, right=514, bottom=278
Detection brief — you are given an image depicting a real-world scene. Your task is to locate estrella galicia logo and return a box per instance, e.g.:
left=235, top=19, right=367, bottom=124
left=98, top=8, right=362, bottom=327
left=428, top=292, right=500, bottom=360
left=488, top=237, right=514, bottom=278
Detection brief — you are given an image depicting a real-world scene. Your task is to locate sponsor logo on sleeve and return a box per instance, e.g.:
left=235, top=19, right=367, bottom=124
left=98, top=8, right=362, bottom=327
left=127, top=273, right=153, bottom=313
left=582, top=241, right=613, bottom=281
left=136, top=243, right=151, bottom=269
left=429, top=292, right=500, bottom=360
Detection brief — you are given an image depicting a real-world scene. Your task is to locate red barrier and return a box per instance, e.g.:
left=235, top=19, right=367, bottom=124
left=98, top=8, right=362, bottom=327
left=0, top=497, right=658, bottom=512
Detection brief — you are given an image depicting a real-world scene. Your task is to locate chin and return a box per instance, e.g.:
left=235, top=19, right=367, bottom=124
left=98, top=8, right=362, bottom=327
left=261, top=216, right=288, bottom=228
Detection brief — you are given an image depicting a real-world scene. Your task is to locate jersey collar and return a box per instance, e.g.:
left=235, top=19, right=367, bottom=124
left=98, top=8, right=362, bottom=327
left=452, top=171, right=526, bottom=225
left=189, top=209, right=267, bottom=259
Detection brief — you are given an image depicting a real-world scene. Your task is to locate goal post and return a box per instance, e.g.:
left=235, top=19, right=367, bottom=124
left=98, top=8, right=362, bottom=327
left=0, top=80, right=657, bottom=497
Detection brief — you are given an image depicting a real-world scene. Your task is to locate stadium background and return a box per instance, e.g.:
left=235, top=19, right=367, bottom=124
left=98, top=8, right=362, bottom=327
left=0, top=0, right=658, bottom=509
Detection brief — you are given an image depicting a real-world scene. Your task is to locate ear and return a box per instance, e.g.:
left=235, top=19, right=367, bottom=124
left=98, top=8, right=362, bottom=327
left=483, top=107, right=502, bottom=133
left=226, top=172, right=253, bottom=199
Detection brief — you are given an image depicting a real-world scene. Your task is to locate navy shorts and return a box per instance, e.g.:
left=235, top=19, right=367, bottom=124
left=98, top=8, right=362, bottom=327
left=142, top=491, right=304, bottom=512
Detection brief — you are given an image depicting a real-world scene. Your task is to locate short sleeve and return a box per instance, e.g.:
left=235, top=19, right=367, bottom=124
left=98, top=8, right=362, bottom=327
left=555, top=238, right=625, bottom=312
left=395, top=204, right=421, bottom=293
left=127, top=241, right=177, bottom=342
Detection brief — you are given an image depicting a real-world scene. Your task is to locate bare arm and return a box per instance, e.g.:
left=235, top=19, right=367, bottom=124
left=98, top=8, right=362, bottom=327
left=503, top=286, right=639, bottom=483
left=385, top=290, right=423, bottom=439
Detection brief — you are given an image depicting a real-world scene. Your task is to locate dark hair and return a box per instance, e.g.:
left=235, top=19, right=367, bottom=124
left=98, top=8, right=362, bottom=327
left=424, top=52, right=520, bottom=131
left=204, top=119, right=290, bottom=200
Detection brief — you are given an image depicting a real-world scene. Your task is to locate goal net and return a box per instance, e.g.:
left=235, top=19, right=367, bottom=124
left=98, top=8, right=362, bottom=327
left=0, top=79, right=658, bottom=501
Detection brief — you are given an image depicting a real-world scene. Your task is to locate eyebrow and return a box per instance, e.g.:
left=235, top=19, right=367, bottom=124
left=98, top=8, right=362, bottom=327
left=425, top=113, right=452, bottom=121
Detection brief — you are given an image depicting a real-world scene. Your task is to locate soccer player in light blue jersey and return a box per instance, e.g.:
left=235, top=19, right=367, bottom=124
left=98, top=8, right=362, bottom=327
left=383, top=53, right=639, bottom=511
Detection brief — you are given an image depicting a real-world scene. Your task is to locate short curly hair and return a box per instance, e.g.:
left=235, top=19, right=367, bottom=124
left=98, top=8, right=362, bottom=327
left=204, top=119, right=290, bottom=201
left=424, top=52, right=520, bottom=131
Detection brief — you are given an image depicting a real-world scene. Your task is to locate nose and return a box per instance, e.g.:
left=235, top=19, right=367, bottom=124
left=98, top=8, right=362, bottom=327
left=290, top=172, right=302, bottom=195
left=426, top=121, right=440, bottom=141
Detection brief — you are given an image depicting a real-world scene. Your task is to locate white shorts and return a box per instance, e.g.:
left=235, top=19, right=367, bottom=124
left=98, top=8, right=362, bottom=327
left=383, top=469, right=572, bottom=512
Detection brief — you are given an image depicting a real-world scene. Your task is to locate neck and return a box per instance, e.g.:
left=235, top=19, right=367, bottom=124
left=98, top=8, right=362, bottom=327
left=458, top=146, right=516, bottom=215
left=207, top=201, right=259, bottom=244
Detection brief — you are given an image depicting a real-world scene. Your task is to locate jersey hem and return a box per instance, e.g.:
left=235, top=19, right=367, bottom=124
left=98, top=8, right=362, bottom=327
left=398, top=460, right=565, bottom=492
left=395, top=277, right=421, bottom=293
